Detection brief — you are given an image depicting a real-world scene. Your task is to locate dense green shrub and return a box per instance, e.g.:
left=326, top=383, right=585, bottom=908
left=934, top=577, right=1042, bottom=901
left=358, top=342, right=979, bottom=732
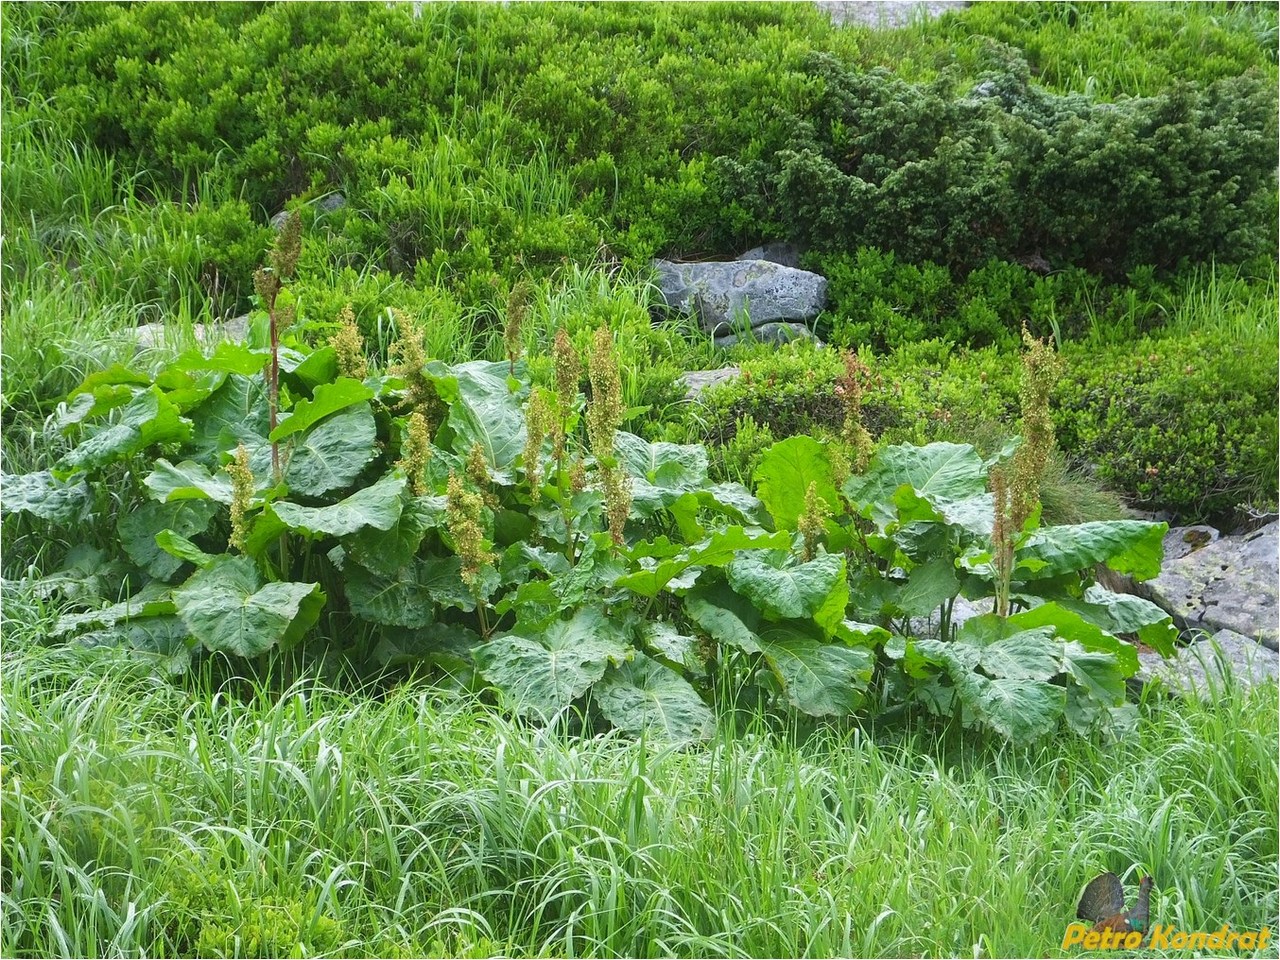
left=813, top=248, right=1179, bottom=350
left=718, top=50, right=1277, bottom=276
left=1055, top=331, right=1279, bottom=520
left=907, top=1, right=1280, bottom=98
left=687, top=333, right=1278, bottom=522
left=9, top=2, right=1273, bottom=282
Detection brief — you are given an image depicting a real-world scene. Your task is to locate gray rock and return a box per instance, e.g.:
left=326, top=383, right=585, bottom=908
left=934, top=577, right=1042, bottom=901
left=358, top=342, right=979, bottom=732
left=132, top=314, right=251, bottom=351
left=736, top=242, right=803, bottom=269
left=653, top=259, right=828, bottom=337
left=680, top=367, right=742, bottom=400
left=1162, top=524, right=1221, bottom=561
left=1135, top=521, right=1278, bottom=650
left=1136, top=629, right=1278, bottom=696
left=818, top=0, right=968, bottom=29
left=713, top=322, right=817, bottom=349
left=314, top=192, right=346, bottom=214
left=269, top=192, right=346, bottom=229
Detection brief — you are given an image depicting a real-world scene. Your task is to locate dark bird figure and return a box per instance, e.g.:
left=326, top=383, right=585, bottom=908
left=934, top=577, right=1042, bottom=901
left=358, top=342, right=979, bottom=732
left=1077, top=872, right=1154, bottom=936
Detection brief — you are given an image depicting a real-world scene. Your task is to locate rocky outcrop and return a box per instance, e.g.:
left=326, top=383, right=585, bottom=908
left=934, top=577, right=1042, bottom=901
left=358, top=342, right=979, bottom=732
left=653, top=258, right=828, bottom=343
left=133, top=314, right=251, bottom=351
left=1134, top=521, right=1278, bottom=650
left=270, top=192, right=346, bottom=229
left=1136, top=628, right=1278, bottom=696
left=679, top=367, right=742, bottom=400
left=736, top=242, right=803, bottom=269
left=817, top=1, right=968, bottom=28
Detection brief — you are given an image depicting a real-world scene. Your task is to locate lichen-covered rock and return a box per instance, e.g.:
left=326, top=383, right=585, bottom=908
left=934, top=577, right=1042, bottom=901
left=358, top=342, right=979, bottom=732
left=736, top=242, right=804, bottom=268
left=1136, top=521, right=1278, bottom=649
left=679, top=367, right=742, bottom=399
left=1136, top=628, right=1278, bottom=696
left=653, top=259, right=827, bottom=337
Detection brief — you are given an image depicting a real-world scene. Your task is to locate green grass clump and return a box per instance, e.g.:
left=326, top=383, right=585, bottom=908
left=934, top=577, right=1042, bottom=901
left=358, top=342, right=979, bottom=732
left=2, top=592, right=1275, bottom=959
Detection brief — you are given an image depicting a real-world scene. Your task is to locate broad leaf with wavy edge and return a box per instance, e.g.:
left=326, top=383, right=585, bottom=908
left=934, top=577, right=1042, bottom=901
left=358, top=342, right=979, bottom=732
left=174, top=556, right=324, bottom=657
left=476, top=606, right=634, bottom=721
left=595, top=653, right=716, bottom=743
left=754, top=435, right=838, bottom=530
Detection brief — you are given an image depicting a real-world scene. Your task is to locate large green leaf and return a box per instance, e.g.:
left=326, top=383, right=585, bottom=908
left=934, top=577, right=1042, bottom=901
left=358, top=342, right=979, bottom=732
left=60, top=387, right=192, bottom=471
left=442, top=360, right=527, bottom=472
left=269, top=378, right=374, bottom=441
left=643, top=621, right=702, bottom=671
left=753, top=435, right=838, bottom=530
left=118, top=500, right=217, bottom=580
left=52, top=582, right=175, bottom=638
left=171, top=341, right=270, bottom=377
left=475, top=606, right=633, bottom=720
left=273, top=473, right=406, bottom=538
left=1060, top=641, right=1126, bottom=708
left=1006, top=603, right=1139, bottom=677
left=892, top=557, right=960, bottom=618
left=1055, top=584, right=1178, bottom=657
left=287, top=346, right=339, bottom=392
left=594, top=653, right=715, bottom=743
left=145, top=459, right=235, bottom=504
left=343, top=557, right=438, bottom=628
left=345, top=494, right=447, bottom=577
left=78, top=615, right=196, bottom=676
left=1, top=471, right=91, bottom=524
left=1016, top=521, right=1167, bottom=581
left=615, top=432, right=709, bottom=517
left=277, top=403, right=378, bottom=497
left=726, top=551, right=848, bottom=636
left=845, top=442, right=986, bottom=527
left=685, top=582, right=765, bottom=654
left=959, top=673, right=1066, bottom=741
left=187, top=375, right=270, bottom=459
left=173, top=556, right=324, bottom=657
left=756, top=624, right=874, bottom=717
left=618, top=527, right=789, bottom=599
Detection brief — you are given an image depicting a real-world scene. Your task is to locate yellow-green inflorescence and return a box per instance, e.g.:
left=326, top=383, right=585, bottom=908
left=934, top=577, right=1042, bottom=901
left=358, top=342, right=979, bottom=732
left=389, top=308, right=433, bottom=412
left=446, top=471, right=494, bottom=593
left=504, top=279, right=532, bottom=374
left=396, top=410, right=433, bottom=496
left=990, top=462, right=1015, bottom=618
left=329, top=303, right=368, bottom=381
left=226, top=442, right=255, bottom=553
left=837, top=348, right=875, bottom=475
left=551, top=327, right=580, bottom=469
left=1010, top=326, right=1065, bottom=531
left=523, top=386, right=556, bottom=503
left=586, top=326, right=631, bottom=545
left=798, top=480, right=830, bottom=562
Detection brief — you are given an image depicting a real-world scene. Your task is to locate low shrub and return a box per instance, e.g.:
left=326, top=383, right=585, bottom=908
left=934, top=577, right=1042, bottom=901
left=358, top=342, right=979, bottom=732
left=717, top=49, right=1277, bottom=276
left=1055, top=331, right=1279, bottom=520
left=687, top=332, right=1278, bottom=523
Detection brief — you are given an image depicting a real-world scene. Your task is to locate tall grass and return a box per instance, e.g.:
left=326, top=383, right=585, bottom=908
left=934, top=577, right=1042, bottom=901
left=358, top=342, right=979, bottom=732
left=2, top=587, right=1275, bottom=959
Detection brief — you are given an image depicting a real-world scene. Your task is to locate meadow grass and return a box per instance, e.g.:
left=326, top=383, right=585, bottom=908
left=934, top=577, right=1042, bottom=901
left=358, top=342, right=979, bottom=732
left=2, top=586, right=1276, bottom=960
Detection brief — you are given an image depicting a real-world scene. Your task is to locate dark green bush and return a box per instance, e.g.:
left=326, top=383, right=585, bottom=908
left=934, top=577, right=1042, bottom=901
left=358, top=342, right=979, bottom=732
left=718, top=50, right=1277, bottom=276
left=687, top=332, right=1278, bottom=522
left=1055, top=332, right=1279, bottom=520
left=813, top=248, right=1183, bottom=350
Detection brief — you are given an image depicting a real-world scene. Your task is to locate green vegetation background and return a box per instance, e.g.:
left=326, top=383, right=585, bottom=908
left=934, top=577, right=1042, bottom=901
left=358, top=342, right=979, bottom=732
left=2, top=2, right=1277, bottom=958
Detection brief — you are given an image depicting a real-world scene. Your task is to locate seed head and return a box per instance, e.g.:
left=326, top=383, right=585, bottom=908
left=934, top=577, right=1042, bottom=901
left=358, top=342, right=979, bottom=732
left=396, top=411, right=433, bottom=496
left=446, top=471, right=494, bottom=594
left=504, top=279, right=532, bottom=374
left=270, top=210, right=303, bottom=281
left=226, top=443, right=255, bottom=553
left=330, top=304, right=368, bottom=380
left=798, top=481, right=829, bottom=561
